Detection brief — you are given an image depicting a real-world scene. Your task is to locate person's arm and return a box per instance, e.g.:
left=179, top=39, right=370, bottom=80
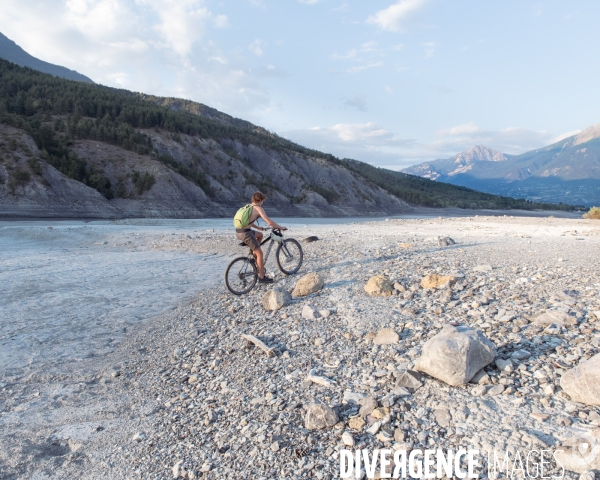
left=253, top=206, right=287, bottom=230
left=247, top=221, right=265, bottom=231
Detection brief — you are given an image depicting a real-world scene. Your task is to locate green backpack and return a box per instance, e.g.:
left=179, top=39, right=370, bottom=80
left=233, top=204, right=254, bottom=229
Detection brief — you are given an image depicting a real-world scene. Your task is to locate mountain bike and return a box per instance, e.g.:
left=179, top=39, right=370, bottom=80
left=225, top=228, right=303, bottom=295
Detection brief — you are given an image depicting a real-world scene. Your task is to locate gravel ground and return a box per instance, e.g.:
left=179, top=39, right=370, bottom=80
left=1, top=215, right=600, bottom=479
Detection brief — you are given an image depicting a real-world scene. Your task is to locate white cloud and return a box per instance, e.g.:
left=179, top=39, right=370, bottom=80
left=343, top=94, right=367, bottom=111
left=422, top=41, right=436, bottom=58
left=297, top=0, right=322, bottom=4
left=214, top=14, right=230, bottom=28
left=0, top=0, right=272, bottom=118
left=249, top=39, right=265, bottom=56
left=431, top=123, right=559, bottom=155
left=551, top=130, right=580, bottom=143
left=343, top=62, right=383, bottom=74
left=286, top=121, right=569, bottom=171
left=284, top=122, right=416, bottom=167
left=366, top=0, right=428, bottom=33
left=330, top=41, right=384, bottom=73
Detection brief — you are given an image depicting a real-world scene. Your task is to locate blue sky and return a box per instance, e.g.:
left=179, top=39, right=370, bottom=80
left=1, top=0, right=599, bottom=168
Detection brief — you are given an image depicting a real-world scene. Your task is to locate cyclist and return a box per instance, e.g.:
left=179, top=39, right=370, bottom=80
left=233, top=191, right=287, bottom=283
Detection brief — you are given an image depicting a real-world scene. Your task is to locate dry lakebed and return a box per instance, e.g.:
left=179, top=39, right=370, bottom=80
left=1, top=214, right=600, bottom=479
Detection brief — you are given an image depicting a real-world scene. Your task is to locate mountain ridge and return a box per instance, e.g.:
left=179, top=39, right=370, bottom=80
left=403, top=128, right=600, bottom=206
left=0, top=32, right=93, bottom=84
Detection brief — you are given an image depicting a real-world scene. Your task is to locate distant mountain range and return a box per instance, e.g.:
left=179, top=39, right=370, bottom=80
left=403, top=126, right=600, bottom=206
left=0, top=32, right=93, bottom=83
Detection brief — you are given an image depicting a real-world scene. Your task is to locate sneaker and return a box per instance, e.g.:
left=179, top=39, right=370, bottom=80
left=258, top=276, right=274, bottom=284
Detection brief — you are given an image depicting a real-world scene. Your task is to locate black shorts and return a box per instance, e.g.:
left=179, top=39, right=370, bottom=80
left=236, top=229, right=260, bottom=251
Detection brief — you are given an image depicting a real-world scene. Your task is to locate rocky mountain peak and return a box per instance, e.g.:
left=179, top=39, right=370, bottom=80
left=573, top=123, right=600, bottom=147
left=453, top=145, right=508, bottom=165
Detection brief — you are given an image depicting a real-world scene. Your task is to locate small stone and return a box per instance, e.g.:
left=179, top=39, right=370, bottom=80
left=132, top=432, right=146, bottom=442
left=359, top=396, right=378, bottom=418
left=433, top=408, right=451, bottom=427
left=471, top=385, right=487, bottom=396
left=438, top=237, right=456, bottom=246
left=200, top=463, right=211, bottom=473
left=343, top=391, right=365, bottom=405
left=511, top=349, right=531, bottom=360
left=376, top=430, right=393, bottom=443
left=544, top=384, right=555, bottom=395
left=342, top=431, right=355, bottom=446
left=530, top=412, right=550, bottom=421
left=556, top=416, right=573, bottom=426
left=470, top=369, right=491, bottom=385
left=473, top=265, right=493, bottom=272
left=396, top=370, right=423, bottom=390
left=302, top=304, right=320, bottom=320
left=364, top=275, right=394, bottom=296
left=172, top=461, right=183, bottom=478
left=205, top=410, right=217, bottom=424
left=495, top=358, right=514, bottom=373
left=394, top=428, right=406, bottom=442
left=373, top=328, right=399, bottom=345
left=305, top=403, right=339, bottom=430
left=535, top=310, right=577, bottom=326
left=270, top=441, right=280, bottom=452
left=348, top=417, right=366, bottom=430
left=319, top=309, right=331, bottom=318
left=416, top=431, right=430, bottom=443
left=371, top=407, right=390, bottom=419
left=262, top=288, right=291, bottom=311
left=421, top=274, right=457, bottom=289
left=487, top=385, right=505, bottom=396
left=188, top=375, right=199, bottom=385
left=366, top=421, right=382, bottom=435
left=394, top=282, right=406, bottom=292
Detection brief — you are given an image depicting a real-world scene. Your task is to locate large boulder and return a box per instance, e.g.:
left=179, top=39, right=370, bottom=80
left=560, top=353, right=600, bottom=405
left=414, top=325, right=496, bottom=386
left=261, top=288, right=291, bottom=311
left=364, top=275, right=394, bottom=296
left=534, top=310, right=577, bottom=326
left=420, top=274, right=456, bottom=290
left=292, top=272, right=324, bottom=297
left=304, top=403, right=339, bottom=430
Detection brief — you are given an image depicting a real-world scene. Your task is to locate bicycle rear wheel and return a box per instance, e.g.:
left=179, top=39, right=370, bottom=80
left=276, top=238, right=303, bottom=275
left=225, top=257, right=258, bottom=295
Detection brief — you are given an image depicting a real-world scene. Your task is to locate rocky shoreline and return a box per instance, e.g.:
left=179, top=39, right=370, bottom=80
left=1, top=215, right=600, bottom=479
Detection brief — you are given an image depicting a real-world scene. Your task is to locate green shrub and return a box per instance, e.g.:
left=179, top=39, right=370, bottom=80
left=87, top=172, right=113, bottom=199
left=132, top=171, right=156, bottom=195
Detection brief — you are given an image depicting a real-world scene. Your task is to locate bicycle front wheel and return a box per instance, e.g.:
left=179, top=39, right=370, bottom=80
left=276, top=238, right=303, bottom=275
left=225, top=257, right=257, bottom=295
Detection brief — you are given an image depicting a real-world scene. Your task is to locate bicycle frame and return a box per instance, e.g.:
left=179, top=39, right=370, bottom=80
left=254, top=230, right=293, bottom=264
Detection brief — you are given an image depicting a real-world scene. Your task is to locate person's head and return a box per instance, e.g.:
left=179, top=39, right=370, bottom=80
left=252, top=191, right=266, bottom=205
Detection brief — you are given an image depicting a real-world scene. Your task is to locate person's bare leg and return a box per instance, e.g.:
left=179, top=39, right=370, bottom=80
left=254, top=247, right=265, bottom=279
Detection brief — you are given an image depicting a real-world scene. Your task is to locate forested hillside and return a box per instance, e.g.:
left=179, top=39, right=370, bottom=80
left=0, top=58, right=574, bottom=218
